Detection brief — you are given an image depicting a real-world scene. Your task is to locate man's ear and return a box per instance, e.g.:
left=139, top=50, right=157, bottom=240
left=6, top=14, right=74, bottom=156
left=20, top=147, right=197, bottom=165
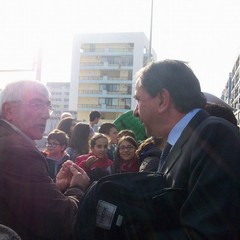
left=157, top=88, right=171, bottom=112
left=2, top=102, right=13, bottom=121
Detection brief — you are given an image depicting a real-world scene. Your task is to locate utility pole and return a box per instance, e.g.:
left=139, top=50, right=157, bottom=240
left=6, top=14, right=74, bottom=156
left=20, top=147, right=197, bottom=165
left=148, top=0, right=153, bottom=63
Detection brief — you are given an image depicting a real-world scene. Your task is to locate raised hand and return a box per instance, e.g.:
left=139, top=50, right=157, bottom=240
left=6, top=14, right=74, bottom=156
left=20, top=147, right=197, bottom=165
left=85, top=156, right=98, bottom=168
left=69, top=164, right=90, bottom=191
left=56, top=160, right=90, bottom=192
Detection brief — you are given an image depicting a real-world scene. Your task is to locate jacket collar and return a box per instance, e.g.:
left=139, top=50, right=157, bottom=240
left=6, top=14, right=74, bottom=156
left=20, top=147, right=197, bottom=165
left=161, top=110, right=210, bottom=174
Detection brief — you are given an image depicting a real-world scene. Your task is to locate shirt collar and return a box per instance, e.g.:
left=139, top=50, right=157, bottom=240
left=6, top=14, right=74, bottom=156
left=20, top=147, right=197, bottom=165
left=167, top=108, right=201, bottom=146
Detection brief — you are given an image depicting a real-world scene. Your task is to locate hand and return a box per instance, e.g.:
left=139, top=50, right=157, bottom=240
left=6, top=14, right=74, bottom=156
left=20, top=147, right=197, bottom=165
left=55, top=160, right=74, bottom=192
left=85, top=156, right=98, bottom=168
left=56, top=161, right=90, bottom=192
left=69, top=164, right=90, bottom=191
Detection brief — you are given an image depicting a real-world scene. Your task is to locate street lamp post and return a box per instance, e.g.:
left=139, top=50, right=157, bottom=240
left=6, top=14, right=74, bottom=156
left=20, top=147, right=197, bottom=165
left=148, top=0, right=153, bottom=63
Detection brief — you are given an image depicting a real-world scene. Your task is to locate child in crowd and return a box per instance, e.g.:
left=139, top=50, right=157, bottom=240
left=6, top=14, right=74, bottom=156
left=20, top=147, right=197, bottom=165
left=43, top=129, right=70, bottom=179
left=98, top=122, right=119, bottom=161
left=112, top=136, right=139, bottom=173
left=76, top=133, right=113, bottom=179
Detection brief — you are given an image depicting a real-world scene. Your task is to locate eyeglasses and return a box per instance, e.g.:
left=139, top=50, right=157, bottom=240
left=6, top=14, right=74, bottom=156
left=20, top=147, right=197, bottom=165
left=18, top=102, right=54, bottom=115
left=119, top=145, right=135, bottom=151
left=46, top=142, right=61, bottom=148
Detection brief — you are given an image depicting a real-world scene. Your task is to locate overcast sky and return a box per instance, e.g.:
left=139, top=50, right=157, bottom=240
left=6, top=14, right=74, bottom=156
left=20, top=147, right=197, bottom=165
left=1, top=0, right=240, bottom=97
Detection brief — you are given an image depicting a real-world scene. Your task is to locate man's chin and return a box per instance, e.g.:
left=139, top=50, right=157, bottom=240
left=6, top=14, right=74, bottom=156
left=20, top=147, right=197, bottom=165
left=145, top=128, right=155, bottom=138
left=31, top=130, right=45, bottom=140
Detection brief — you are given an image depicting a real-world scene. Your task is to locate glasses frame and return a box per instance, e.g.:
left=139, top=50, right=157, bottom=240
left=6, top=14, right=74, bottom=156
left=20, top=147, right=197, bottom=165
left=13, top=101, right=54, bottom=115
left=46, top=142, right=61, bottom=148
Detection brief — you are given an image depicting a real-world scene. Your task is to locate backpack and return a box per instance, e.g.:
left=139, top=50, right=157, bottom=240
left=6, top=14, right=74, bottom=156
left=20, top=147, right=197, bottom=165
left=74, top=172, right=186, bottom=240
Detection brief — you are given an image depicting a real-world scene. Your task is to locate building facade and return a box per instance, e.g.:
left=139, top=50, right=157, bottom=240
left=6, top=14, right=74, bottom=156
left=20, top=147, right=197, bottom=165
left=69, top=32, right=156, bottom=123
left=222, top=54, right=240, bottom=127
left=45, top=82, right=77, bottom=134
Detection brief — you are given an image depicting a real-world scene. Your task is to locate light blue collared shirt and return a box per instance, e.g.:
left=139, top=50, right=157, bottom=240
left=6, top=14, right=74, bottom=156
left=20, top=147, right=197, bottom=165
left=157, top=108, right=201, bottom=172
left=167, top=108, right=201, bottom=147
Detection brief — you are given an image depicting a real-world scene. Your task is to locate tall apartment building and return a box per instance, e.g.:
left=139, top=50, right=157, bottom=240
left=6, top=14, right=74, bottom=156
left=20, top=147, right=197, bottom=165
left=45, top=82, right=77, bottom=134
left=222, top=54, right=240, bottom=126
left=69, top=32, right=156, bottom=123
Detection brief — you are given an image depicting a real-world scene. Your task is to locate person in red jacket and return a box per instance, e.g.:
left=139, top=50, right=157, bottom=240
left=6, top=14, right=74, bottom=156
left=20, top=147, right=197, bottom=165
left=76, top=133, right=113, bottom=176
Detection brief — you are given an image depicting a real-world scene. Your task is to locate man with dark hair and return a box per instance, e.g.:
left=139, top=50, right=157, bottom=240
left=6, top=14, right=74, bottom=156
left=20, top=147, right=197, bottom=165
left=89, top=110, right=101, bottom=132
left=134, top=60, right=240, bottom=239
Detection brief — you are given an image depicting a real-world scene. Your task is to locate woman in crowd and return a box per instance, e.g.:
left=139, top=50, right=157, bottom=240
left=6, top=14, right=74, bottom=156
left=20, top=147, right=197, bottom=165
left=112, top=136, right=139, bottom=173
left=56, top=117, right=77, bottom=139
left=66, top=122, right=94, bottom=162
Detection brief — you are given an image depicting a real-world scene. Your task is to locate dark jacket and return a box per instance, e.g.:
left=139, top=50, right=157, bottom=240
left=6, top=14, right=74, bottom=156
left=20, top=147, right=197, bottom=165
left=138, top=145, right=162, bottom=172
left=151, top=110, right=240, bottom=239
left=45, top=153, right=70, bottom=179
left=0, top=120, right=85, bottom=240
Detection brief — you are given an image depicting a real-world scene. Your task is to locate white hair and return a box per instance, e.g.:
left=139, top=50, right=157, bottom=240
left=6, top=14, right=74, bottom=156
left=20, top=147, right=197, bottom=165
left=0, top=80, right=50, bottom=116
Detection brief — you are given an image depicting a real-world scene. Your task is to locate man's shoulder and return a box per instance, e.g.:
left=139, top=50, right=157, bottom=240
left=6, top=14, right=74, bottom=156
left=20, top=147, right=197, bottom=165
left=177, top=109, right=240, bottom=146
left=0, top=120, right=36, bottom=148
left=193, top=110, right=238, bottom=133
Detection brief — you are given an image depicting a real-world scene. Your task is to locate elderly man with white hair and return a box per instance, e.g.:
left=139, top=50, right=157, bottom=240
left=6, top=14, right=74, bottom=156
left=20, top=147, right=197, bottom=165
left=0, top=80, right=90, bottom=240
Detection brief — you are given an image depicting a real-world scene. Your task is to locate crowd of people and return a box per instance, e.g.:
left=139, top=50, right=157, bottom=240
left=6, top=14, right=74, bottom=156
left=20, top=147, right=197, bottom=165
left=0, top=59, right=240, bottom=239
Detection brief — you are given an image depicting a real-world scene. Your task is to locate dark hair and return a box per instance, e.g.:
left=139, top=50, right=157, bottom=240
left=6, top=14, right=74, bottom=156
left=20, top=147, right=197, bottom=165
left=136, top=137, right=162, bottom=157
left=68, top=122, right=91, bottom=155
left=56, top=117, right=76, bottom=138
left=89, top=133, right=108, bottom=148
left=118, top=129, right=136, bottom=140
left=135, top=136, right=163, bottom=165
left=113, top=136, right=138, bottom=173
left=98, top=122, right=117, bottom=135
left=136, top=60, right=206, bottom=113
left=89, top=110, right=101, bottom=121
left=205, top=103, right=238, bottom=127
left=47, top=129, right=69, bottom=146
left=117, top=136, right=138, bottom=150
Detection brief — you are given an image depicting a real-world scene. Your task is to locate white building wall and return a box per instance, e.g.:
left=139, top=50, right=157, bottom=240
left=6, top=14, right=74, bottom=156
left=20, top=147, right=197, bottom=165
left=69, top=37, right=81, bottom=111
left=69, top=32, right=156, bottom=117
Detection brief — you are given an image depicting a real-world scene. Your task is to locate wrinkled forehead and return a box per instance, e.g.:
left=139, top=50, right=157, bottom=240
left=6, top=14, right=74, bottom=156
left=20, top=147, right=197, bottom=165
left=22, top=85, right=50, bottom=102
left=23, top=90, right=50, bottom=100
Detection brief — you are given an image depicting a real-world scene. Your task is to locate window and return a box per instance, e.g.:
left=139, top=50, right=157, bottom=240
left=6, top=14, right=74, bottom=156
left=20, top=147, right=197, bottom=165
left=99, top=84, right=119, bottom=92
left=99, top=98, right=119, bottom=106
left=105, top=98, right=118, bottom=106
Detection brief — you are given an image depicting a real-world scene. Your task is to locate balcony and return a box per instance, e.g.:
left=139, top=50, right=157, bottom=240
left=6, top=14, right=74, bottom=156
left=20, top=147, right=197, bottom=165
left=79, top=76, right=132, bottom=84
left=78, top=90, right=131, bottom=98
left=80, top=47, right=134, bottom=56
left=79, top=61, right=133, bottom=70
left=78, top=103, right=131, bottom=112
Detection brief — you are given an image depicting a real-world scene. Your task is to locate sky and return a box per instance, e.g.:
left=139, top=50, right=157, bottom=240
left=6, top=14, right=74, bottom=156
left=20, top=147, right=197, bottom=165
left=0, top=0, right=240, bottom=97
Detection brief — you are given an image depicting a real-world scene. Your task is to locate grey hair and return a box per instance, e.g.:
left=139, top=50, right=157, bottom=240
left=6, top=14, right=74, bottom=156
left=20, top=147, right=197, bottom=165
left=0, top=80, right=50, bottom=116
